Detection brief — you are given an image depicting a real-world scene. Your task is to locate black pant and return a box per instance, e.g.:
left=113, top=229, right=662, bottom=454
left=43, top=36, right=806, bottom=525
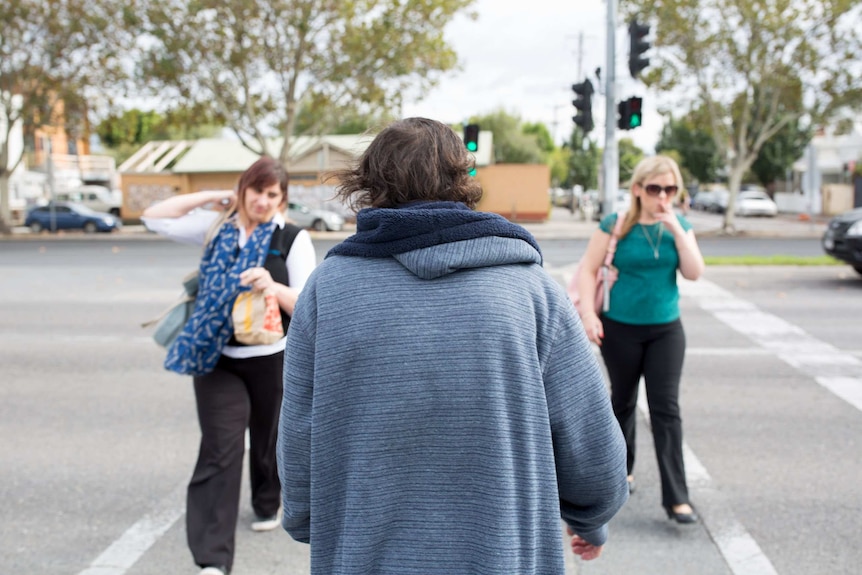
left=186, top=352, right=284, bottom=571
left=600, top=317, right=689, bottom=508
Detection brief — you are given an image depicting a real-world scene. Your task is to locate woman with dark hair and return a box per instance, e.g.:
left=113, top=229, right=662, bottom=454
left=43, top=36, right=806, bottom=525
left=575, top=155, right=705, bottom=524
left=277, top=118, right=628, bottom=574
left=142, top=156, right=316, bottom=575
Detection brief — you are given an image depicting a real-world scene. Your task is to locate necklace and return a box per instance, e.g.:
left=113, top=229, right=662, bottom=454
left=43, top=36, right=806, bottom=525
left=640, top=223, right=663, bottom=259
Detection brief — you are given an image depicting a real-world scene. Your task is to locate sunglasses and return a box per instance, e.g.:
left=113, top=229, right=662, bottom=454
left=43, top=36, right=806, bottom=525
left=643, top=184, right=679, bottom=196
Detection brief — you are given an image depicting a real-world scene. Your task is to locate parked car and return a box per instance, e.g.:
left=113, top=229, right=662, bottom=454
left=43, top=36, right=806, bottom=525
left=550, top=187, right=578, bottom=210
left=691, top=188, right=729, bottom=213
left=25, top=202, right=122, bottom=233
left=287, top=202, right=345, bottom=231
left=54, top=185, right=122, bottom=216
left=734, top=190, right=778, bottom=217
left=822, top=207, right=862, bottom=276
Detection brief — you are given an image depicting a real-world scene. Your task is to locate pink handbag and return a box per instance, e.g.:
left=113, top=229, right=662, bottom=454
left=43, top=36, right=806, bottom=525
left=568, top=212, right=626, bottom=315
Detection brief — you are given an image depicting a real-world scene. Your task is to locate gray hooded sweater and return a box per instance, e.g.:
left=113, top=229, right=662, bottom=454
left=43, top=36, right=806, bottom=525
left=278, top=203, right=628, bottom=575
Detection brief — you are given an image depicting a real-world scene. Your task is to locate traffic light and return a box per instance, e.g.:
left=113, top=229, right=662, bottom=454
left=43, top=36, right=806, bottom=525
left=628, top=19, right=650, bottom=78
left=617, top=97, right=643, bottom=130
left=572, top=79, right=594, bottom=134
left=463, top=124, right=480, bottom=152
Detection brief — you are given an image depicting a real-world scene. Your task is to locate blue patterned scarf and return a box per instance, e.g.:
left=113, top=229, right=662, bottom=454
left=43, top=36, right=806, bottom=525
left=165, top=219, right=276, bottom=376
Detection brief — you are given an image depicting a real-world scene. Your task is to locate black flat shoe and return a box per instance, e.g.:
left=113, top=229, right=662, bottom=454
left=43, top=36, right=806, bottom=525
left=665, top=505, right=698, bottom=524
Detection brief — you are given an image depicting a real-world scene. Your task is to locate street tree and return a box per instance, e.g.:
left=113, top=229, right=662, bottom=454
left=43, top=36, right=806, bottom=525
left=655, top=113, right=721, bottom=185
left=618, top=137, right=644, bottom=185
left=523, top=121, right=569, bottom=186
left=137, top=0, right=476, bottom=167
left=467, top=110, right=544, bottom=164
left=546, top=147, right=571, bottom=188
left=0, top=0, right=132, bottom=234
left=623, top=0, right=862, bottom=233
left=750, top=117, right=810, bottom=190
left=565, top=128, right=599, bottom=191
left=522, top=122, right=556, bottom=155
left=95, top=106, right=225, bottom=164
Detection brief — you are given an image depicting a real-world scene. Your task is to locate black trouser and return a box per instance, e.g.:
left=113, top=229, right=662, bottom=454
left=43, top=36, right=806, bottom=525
left=187, top=352, right=284, bottom=571
left=599, top=317, right=689, bottom=509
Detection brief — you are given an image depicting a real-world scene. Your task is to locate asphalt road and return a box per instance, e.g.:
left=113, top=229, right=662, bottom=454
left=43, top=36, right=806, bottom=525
left=2, top=240, right=861, bottom=575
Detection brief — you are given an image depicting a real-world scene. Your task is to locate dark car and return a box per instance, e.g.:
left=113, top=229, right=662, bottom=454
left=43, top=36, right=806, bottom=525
left=25, top=202, right=122, bottom=234
left=822, top=207, right=862, bottom=275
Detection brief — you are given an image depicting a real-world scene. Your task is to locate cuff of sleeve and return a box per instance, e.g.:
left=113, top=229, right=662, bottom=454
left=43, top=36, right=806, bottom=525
left=568, top=523, right=608, bottom=547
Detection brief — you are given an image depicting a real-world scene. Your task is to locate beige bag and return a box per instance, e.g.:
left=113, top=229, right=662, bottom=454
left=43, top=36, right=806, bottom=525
left=232, top=290, right=284, bottom=345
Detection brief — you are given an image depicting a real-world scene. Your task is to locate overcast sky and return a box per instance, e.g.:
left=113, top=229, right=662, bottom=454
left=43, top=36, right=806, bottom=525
left=401, top=0, right=663, bottom=152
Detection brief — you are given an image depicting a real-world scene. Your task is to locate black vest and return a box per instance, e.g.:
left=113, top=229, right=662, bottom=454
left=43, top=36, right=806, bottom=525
left=227, top=223, right=303, bottom=346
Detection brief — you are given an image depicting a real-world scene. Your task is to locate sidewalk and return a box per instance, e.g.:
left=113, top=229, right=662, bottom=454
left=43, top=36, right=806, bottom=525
left=3, top=207, right=827, bottom=241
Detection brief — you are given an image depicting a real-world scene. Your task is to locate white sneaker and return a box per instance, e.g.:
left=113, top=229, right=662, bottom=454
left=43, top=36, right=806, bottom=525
left=251, top=509, right=281, bottom=532
left=199, top=567, right=227, bottom=575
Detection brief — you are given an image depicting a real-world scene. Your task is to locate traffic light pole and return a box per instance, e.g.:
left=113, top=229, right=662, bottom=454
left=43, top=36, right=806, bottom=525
left=602, top=0, right=618, bottom=219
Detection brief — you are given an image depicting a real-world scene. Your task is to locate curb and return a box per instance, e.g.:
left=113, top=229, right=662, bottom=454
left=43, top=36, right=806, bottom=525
left=1, top=213, right=828, bottom=242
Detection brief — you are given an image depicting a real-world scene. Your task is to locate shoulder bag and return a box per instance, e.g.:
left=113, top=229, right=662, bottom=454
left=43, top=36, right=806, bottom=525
left=568, top=211, right=626, bottom=315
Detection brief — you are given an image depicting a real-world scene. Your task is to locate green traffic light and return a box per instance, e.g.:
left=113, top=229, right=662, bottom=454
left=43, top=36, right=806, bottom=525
left=469, top=167, right=477, bottom=177
left=629, top=113, right=642, bottom=128
left=466, top=142, right=477, bottom=152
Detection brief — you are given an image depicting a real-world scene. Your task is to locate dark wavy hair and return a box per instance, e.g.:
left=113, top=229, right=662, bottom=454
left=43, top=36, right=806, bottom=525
left=328, top=117, right=483, bottom=211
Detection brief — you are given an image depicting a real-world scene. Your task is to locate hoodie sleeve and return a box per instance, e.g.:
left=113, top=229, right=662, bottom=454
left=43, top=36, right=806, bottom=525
left=543, top=302, right=628, bottom=546
left=277, top=298, right=316, bottom=543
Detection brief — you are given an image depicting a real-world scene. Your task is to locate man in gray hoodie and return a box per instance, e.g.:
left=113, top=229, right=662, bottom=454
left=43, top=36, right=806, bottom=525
left=277, top=117, right=628, bottom=575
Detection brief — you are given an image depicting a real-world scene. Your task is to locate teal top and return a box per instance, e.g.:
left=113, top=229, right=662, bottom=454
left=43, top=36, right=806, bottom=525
left=599, top=212, right=692, bottom=325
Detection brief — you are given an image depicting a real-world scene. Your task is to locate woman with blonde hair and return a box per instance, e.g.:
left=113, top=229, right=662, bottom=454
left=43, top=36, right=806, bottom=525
left=575, top=155, right=705, bottom=524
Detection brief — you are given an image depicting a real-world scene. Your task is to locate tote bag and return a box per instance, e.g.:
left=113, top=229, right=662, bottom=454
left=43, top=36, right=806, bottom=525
left=142, top=270, right=199, bottom=348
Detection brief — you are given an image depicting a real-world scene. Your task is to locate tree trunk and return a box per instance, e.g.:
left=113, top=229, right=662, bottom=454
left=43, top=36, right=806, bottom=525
left=721, top=164, right=744, bottom=234
left=721, top=149, right=760, bottom=234
left=0, top=175, right=12, bottom=235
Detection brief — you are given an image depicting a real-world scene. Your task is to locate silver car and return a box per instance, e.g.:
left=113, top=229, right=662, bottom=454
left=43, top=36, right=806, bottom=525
left=287, top=202, right=345, bottom=232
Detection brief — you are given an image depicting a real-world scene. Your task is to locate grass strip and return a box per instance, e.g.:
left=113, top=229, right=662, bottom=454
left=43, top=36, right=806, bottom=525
left=704, top=255, right=843, bottom=266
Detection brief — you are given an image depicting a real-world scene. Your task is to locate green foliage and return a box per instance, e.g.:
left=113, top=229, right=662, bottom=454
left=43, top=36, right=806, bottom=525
left=136, top=0, right=477, bottom=165
left=522, top=122, right=555, bottom=154
left=292, top=101, right=396, bottom=136
left=95, top=106, right=224, bottom=163
left=750, top=118, right=811, bottom=187
left=97, top=110, right=165, bottom=148
left=564, top=128, right=599, bottom=190
left=547, top=147, right=571, bottom=188
left=618, top=138, right=645, bottom=185
left=467, top=110, right=544, bottom=164
left=703, top=255, right=843, bottom=266
left=655, top=114, right=721, bottom=184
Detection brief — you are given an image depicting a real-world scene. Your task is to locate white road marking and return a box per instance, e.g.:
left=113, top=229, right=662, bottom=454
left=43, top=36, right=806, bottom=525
left=77, top=483, right=185, bottom=575
left=79, top=431, right=254, bottom=575
left=681, top=278, right=862, bottom=413
left=637, top=387, right=778, bottom=575
left=675, top=276, right=862, bottom=574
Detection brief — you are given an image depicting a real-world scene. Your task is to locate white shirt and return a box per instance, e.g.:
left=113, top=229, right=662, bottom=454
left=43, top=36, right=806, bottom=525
left=142, top=209, right=317, bottom=358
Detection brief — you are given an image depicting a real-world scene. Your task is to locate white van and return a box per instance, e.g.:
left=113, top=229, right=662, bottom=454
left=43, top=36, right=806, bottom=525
left=54, top=185, right=122, bottom=216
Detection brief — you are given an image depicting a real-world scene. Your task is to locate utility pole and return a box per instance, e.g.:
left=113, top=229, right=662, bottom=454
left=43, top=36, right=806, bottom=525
left=577, top=31, right=584, bottom=82
left=602, top=0, right=618, bottom=218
